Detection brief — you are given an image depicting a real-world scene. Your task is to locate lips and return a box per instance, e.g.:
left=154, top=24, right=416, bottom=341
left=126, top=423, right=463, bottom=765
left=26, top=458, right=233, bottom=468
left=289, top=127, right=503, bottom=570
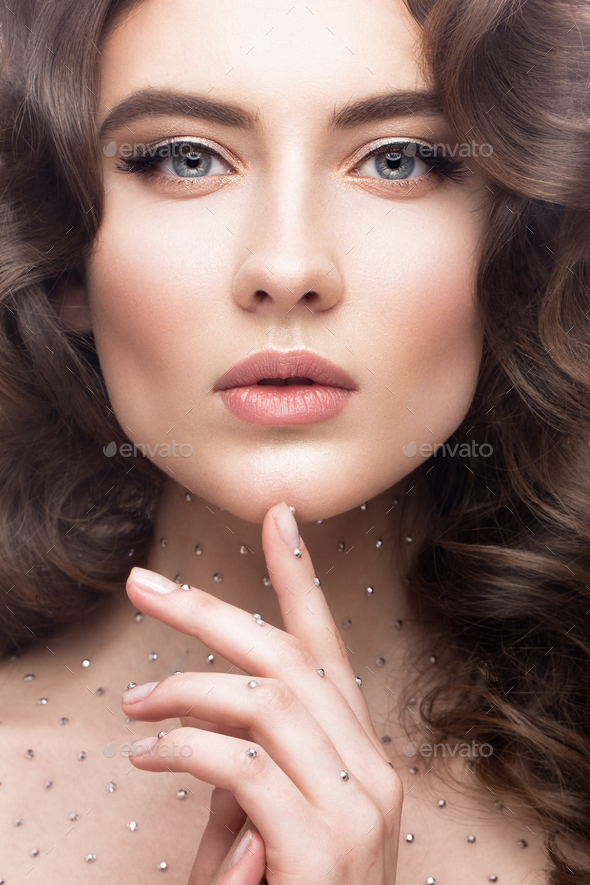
left=214, top=350, right=356, bottom=391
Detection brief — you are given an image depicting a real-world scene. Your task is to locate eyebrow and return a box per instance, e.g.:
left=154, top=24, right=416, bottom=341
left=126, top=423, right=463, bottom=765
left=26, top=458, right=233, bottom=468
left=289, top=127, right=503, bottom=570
left=98, top=88, right=445, bottom=139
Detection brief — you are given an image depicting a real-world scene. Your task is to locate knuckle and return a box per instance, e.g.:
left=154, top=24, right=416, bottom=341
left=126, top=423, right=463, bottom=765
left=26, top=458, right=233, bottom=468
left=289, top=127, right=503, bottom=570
left=185, top=592, right=216, bottom=625
left=389, top=769, right=404, bottom=801
left=274, top=631, right=315, bottom=671
left=254, top=678, right=296, bottom=716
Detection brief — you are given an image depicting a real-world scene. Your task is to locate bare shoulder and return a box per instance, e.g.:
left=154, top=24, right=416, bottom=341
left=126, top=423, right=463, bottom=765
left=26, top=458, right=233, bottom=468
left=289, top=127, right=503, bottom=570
left=0, top=651, right=210, bottom=884
left=393, top=751, right=551, bottom=885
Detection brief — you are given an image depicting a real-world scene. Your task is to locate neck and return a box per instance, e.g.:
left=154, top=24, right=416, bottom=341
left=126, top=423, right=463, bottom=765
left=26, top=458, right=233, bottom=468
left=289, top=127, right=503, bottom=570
left=144, top=476, right=427, bottom=737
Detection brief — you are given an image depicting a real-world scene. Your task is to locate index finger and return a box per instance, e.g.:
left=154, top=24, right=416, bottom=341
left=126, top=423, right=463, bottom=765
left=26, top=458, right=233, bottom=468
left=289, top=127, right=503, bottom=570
left=261, top=502, right=376, bottom=731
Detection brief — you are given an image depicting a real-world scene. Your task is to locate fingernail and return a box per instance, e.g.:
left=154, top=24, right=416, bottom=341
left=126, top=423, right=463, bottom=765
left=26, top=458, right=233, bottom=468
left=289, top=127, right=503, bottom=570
left=129, top=567, right=176, bottom=595
left=130, top=735, right=159, bottom=756
left=122, top=681, right=159, bottom=704
left=273, top=502, right=302, bottom=549
left=229, top=829, right=252, bottom=868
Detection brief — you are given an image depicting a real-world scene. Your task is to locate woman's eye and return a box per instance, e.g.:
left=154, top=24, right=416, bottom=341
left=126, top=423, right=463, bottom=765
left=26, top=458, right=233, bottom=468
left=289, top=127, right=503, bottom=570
left=116, top=141, right=234, bottom=179
left=354, top=142, right=433, bottom=181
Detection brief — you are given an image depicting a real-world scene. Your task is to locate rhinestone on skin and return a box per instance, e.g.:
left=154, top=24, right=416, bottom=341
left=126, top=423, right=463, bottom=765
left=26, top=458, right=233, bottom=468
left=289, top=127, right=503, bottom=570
left=127, top=821, right=138, bottom=831
left=82, top=659, right=90, bottom=668
left=206, top=654, right=215, bottom=664
left=177, top=790, right=187, bottom=799
left=157, top=862, right=168, bottom=870
left=355, top=677, right=362, bottom=686
left=517, top=839, right=528, bottom=848
left=240, top=545, right=249, bottom=554
left=246, top=748, right=258, bottom=758
left=148, top=653, right=158, bottom=662
left=160, top=538, right=168, bottom=547
left=365, top=586, right=375, bottom=597
left=213, top=573, right=223, bottom=582
left=194, top=545, right=202, bottom=555
left=405, top=834, right=414, bottom=842
left=85, top=854, right=96, bottom=863
left=247, top=680, right=259, bottom=689
left=437, top=799, right=446, bottom=808
left=24, top=673, right=34, bottom=681
left=59, top=717, right=68, bottom=724
left=467, top=835, right=476, bottom=843
left=342, top=618, right=352, bottom=629
left=293, top=547, right=302, bottom=559
left=339, top=770, right=349, bottom=781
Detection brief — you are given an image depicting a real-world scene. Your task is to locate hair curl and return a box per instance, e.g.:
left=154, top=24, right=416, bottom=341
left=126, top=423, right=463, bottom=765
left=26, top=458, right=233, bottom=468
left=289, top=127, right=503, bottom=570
left=0, top=0, right=589, bottom=881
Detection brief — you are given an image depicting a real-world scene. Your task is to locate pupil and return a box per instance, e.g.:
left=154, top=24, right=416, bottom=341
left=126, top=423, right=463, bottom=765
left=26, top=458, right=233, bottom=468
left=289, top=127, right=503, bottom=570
left=386, top=153, right=402, bottom=170
left=186, top=153, right=202, bottom=168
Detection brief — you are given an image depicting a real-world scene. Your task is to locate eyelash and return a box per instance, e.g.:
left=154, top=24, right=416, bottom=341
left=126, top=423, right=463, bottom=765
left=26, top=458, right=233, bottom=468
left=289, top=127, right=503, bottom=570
left=114, top=138, right=468, bottom=188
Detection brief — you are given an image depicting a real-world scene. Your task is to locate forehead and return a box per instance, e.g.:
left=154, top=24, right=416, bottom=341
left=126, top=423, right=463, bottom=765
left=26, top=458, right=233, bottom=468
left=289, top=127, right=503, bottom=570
left=98, top=0, right=427, bottom=130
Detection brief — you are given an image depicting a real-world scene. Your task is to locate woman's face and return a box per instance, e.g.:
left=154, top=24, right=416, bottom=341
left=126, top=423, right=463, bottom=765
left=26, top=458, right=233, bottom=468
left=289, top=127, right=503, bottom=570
left=83, top=0, right=489, bottom=523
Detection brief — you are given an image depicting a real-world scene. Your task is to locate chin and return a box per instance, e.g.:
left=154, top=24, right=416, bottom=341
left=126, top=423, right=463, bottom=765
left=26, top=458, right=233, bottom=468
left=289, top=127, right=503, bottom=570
left=157, top=445, right=407, bottom=525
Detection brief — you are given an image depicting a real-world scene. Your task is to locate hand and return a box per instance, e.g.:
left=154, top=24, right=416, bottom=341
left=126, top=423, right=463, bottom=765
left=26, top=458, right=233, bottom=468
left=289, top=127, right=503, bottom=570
left=121, top=501, right=402, bottom=884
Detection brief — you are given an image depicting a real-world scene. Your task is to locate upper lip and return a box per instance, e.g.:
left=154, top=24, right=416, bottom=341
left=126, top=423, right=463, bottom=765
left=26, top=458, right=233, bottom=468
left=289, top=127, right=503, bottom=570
left=214, top=349, right=356, bottom=391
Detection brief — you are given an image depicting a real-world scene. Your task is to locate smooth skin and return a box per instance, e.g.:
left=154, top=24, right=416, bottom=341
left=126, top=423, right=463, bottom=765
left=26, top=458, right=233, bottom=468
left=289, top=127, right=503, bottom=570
left=122, top=503, right=401, bottom=884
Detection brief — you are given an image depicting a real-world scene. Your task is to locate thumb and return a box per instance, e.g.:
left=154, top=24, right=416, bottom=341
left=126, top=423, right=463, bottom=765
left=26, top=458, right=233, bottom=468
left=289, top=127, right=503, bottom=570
left=215, top=829, right=267, bottom=885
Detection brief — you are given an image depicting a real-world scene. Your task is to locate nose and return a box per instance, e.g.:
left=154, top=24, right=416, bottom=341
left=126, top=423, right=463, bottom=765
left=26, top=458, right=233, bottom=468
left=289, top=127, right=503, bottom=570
left=231, top=166, right=344, bottom=316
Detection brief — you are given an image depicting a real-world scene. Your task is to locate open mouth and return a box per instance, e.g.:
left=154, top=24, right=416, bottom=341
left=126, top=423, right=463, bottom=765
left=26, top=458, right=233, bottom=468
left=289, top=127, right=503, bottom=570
left=256, top=377, right=315, bottom=386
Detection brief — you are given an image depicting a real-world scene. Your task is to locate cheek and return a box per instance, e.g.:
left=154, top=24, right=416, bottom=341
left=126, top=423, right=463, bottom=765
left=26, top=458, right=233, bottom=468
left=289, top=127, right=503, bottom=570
left=85, top=213, right=229, bottom=413
left=354, top=199, right=484, bottom=441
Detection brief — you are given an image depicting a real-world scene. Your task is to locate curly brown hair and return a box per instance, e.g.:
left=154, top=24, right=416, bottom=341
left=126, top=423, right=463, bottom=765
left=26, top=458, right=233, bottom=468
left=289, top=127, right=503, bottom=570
left=0, top=0, right=589, bottom=881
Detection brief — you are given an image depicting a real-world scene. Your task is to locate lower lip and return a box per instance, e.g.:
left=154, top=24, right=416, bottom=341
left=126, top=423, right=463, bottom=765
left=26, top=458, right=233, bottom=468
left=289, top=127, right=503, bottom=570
left=218, top=383, right=353, bottom=425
